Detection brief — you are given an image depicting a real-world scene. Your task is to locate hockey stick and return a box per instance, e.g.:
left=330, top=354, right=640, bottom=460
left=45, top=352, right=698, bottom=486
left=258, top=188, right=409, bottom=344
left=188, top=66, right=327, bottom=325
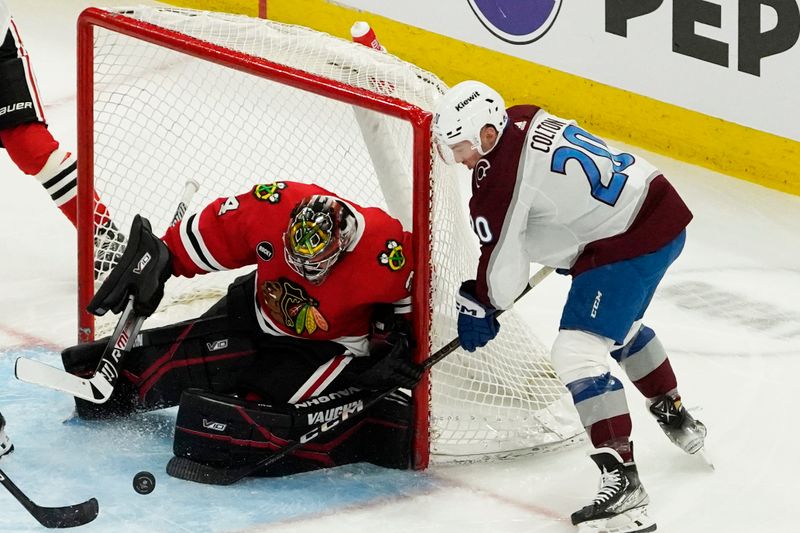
left=15, top=179, right=201, bottom=403
left=170, top=177, right=200, bottom=227
left=167, top=266, right=556, bottom=485
left=0, top=467, right=99, bottom=528
left=15, top=300, right=143, bottom=403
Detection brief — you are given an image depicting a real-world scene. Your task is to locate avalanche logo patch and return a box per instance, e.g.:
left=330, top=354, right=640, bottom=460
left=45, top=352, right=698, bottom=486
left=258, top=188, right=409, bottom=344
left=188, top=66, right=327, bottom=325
left=261, top=278, right=329, bottom=335
left=253, top=181, right=287, bottom=203
left=256, top=241, right=274, bottom=261
left=475, top=159, right=490, bottom=188
left=377, top=240, right=406, bottom=271
left=468, top=0, right=563, bottom=44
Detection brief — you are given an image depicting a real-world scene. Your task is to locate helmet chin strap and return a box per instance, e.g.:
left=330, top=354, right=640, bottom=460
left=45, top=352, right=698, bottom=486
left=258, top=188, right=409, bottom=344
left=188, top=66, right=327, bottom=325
left=475, top=137, right=498, bottom=156
left=473, top=127, right=502, bottom=157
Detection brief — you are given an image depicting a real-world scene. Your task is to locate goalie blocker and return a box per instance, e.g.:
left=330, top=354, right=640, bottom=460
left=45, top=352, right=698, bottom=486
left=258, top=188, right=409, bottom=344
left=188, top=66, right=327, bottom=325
left=62, top=272, right=416, bottom=475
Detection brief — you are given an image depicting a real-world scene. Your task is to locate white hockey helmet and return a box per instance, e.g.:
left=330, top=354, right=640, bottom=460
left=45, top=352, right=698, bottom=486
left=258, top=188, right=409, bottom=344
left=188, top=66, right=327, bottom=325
left=432, top=80, right=508, bottom=164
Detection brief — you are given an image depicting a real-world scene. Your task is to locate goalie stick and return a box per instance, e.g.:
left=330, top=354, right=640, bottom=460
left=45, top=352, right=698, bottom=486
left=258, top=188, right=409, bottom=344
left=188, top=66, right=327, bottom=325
left=0, top=467, right=99, bottom=528
left=166, top=266, right=556, bottom=485
left=14, top=179, right=200, bottom=403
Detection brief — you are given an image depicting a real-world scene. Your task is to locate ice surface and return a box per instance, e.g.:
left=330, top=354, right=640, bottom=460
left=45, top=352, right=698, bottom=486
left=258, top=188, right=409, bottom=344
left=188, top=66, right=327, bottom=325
left=0, top=1, right=799, bottom=531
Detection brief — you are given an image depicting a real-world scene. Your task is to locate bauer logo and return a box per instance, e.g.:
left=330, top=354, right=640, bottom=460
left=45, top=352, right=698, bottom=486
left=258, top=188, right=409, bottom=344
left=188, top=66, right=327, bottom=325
left=0, top=101, right=33, bottom=117
left=468, top=0, right=563, bottom=44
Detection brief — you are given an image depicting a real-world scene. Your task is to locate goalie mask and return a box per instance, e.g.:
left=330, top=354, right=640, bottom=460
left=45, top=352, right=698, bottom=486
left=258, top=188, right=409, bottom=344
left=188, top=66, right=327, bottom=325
left=284, top=195, right=358, bottom=284
left=432, top=80, right=508, bottom=165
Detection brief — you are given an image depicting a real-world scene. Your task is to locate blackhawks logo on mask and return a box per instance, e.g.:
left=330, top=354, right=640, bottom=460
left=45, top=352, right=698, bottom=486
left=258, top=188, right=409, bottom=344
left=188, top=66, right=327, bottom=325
left=377, top=240, right=405, bottom=271
left=253, top=182, right=287, bottom=203
left=261, top=278, right=329, bottom=335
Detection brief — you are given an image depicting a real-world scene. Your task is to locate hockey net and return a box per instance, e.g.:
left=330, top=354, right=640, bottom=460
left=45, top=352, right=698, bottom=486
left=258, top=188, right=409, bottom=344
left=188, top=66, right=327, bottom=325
left=77, top=6, right=582, bottom=467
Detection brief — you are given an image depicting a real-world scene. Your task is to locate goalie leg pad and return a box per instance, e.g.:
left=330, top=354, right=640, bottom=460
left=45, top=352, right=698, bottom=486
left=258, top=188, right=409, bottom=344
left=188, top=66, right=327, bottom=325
left=173, top=387, right=412, bottom=477
left=62, top=314, right=258, bottom=419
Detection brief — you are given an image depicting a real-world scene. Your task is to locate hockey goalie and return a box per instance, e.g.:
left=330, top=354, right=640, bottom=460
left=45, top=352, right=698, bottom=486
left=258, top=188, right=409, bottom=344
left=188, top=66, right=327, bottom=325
left=61, top=180, right=423, bottom=478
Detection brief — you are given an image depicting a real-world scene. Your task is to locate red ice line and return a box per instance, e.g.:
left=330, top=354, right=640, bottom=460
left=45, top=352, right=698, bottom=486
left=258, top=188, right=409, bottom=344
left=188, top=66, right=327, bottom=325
left=0, top=323, right=61, bottom=353
left=228, top=471, right=562, bottom=533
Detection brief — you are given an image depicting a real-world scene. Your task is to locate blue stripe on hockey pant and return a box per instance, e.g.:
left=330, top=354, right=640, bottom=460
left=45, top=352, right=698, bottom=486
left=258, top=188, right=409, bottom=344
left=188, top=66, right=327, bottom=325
left=560, top=230, right=686, bottom=344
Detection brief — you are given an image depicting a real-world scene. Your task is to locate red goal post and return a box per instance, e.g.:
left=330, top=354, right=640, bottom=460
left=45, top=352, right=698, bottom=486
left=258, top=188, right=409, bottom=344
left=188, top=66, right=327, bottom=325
left=76, top=6, right=581, bottom=469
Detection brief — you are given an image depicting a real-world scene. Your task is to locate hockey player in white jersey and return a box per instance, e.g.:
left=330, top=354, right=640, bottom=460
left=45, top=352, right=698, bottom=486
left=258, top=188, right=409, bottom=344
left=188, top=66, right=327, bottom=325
left=0, top=0, right=123, bottom=275
left=433, top=80, right=707, bottom=533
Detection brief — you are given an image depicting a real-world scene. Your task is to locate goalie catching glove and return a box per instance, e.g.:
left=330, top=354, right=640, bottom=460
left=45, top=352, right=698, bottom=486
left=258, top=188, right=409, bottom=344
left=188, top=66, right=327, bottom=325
left=456, top=280, right=500, bottom=352
left=88, top=214, right=172, bottom=317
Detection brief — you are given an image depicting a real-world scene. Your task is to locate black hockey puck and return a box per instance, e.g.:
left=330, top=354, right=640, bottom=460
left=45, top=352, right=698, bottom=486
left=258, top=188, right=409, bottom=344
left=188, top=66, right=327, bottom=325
left=133, top=471, right=156, bottom=495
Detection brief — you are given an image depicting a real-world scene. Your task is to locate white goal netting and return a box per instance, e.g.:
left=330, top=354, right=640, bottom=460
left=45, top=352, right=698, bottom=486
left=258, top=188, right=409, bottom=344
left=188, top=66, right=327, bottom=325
left=79, top=6, right=582, bottom=464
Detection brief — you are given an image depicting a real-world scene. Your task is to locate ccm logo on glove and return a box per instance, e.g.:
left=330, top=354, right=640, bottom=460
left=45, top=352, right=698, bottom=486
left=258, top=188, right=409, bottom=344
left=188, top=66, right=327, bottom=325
left=455, top=280, right=500, bottom=352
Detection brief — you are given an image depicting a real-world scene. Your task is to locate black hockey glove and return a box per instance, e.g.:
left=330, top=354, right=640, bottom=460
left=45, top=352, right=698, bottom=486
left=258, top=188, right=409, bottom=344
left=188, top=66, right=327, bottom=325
left=88, top=214, right=172, bottom=317
left=355, top=317, right=422, bottom=390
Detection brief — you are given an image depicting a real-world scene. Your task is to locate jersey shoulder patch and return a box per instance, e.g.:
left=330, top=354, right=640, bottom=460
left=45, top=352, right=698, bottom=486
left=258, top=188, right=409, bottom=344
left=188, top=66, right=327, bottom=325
left=252, top=182, right=288, bottom=203
left=376, top=239, right=407, bottom=271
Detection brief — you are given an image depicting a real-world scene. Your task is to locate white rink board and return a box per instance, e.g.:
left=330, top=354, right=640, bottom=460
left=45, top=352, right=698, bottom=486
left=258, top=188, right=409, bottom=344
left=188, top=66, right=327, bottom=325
left=337, top=0, right=800, bottom=142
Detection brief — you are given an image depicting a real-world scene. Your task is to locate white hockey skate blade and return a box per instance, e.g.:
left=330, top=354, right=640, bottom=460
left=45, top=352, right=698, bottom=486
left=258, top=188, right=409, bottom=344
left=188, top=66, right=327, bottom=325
left=698, top=447, right=715, bottom=470
left=577, top=506, right=656, bottom=533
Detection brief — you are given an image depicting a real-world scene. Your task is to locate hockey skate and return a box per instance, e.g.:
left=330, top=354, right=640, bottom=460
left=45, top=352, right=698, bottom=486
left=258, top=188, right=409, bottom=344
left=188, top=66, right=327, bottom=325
left=571, top=448, right=656, bottom=533
left=648, top=395, right=706, bottom=455
left=0, top=412, right=14, bottom=458
left=94, top=218, right=127, bottom=280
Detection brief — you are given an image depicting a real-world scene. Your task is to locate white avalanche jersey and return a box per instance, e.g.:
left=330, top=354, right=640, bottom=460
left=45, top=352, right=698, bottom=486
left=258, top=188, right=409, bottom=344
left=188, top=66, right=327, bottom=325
left=0, top=1, right=9, bottom=36
left=517, top=109, right=658, bottom=266
left=468, top=106, right=692, bottom=309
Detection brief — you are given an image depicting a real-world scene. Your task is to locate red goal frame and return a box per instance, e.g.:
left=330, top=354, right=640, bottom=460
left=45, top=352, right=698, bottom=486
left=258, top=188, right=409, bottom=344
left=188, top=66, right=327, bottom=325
left=76, top=7, right=436, bottom=469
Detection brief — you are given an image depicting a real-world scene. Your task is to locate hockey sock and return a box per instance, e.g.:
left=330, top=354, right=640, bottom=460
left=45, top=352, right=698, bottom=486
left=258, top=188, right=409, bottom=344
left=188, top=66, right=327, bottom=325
left=0, top=122, right=111, bottom=228
left=611, top=326, right=678, bottom=399
left=566, top=373, right=634, bottom=462
left=0, top=122, right=57, bottom=174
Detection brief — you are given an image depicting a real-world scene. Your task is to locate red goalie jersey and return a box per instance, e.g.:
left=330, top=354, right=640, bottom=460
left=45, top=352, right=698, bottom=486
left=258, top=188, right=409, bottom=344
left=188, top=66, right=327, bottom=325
left=162, top=181, right=414, bottom=356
